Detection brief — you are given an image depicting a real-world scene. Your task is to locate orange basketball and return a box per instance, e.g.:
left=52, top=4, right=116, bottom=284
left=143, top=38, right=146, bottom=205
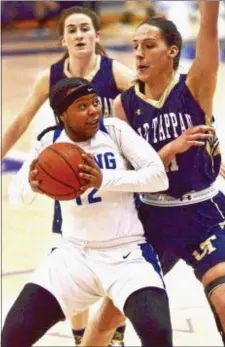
left=35, top=142, right=87, bottom=201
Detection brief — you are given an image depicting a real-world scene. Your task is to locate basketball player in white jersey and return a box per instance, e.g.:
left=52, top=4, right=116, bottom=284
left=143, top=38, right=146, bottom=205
left=2, top=77, right=173, bottom=347
left=2, top=6, right=134, bottom=344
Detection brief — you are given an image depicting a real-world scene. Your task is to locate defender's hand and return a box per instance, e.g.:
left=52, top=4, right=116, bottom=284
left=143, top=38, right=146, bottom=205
left=171, top=125, right=214, bottom=154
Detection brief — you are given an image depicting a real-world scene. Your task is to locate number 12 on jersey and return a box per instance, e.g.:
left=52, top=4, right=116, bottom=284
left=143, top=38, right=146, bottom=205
left=76, top=188, right=102, bottom=205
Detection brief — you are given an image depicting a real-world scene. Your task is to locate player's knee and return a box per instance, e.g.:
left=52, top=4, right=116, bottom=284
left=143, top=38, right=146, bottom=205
left=204, top=276, right=225, bottom=339
left=124, top=287, right=173, bottom=347
left=104, top=312, right=125, bottom=331
left=210, top=285, right=225, bottom=315
left=205, top=276, right=225, bottom=314
left=95, top=299, right=125, bottom=332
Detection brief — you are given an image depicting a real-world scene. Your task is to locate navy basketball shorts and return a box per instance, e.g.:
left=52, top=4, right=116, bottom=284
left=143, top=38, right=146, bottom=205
left=138, top=191, right=225, bottom=280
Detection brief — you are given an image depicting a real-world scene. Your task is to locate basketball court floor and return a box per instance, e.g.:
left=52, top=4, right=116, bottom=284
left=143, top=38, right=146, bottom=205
left=2, top=23, right=225, bottom=346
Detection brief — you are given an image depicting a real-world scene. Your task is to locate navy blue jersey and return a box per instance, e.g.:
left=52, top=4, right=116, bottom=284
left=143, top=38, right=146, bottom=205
left=121, top=74, right=221, bottom=198
left=50, top=55, right=121, bottom=117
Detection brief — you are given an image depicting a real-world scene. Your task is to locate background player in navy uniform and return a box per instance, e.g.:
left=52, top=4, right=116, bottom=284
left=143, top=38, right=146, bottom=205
left=1, top=6, right=134, bottom=345
left=78, top=1, right=225, bottom=345
left=2, top=77, right=173, bottom=347
left=1, top=5, right=133, bottom=155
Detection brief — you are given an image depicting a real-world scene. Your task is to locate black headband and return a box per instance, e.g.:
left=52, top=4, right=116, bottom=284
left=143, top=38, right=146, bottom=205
left=52, top=84, right=97, bottom=116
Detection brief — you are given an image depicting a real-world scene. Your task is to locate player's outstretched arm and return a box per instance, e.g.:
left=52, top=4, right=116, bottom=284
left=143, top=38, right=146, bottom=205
left=2, top=69, right=50, bottom=159
left=186, top=1, right=220, bottom=118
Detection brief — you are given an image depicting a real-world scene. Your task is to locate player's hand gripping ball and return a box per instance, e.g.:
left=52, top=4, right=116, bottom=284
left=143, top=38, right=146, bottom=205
left=30, top=143, right=89, bottom=200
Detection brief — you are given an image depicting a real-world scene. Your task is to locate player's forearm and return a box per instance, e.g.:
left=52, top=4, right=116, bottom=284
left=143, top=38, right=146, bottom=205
left=100, top=165, right=168, bottom=193
left=158, top=142, right=177, bottom=169
left=2, top=129, right=19, bottom=159
left=199, top=1, right=219, bottom=33
left=2, top=118, right=28, bottom=159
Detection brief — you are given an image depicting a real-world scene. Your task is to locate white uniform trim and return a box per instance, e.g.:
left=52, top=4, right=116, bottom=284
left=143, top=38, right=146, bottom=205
left=64, top=235, right=146, bottom=249
left=140, top=184, right=218, bottom=207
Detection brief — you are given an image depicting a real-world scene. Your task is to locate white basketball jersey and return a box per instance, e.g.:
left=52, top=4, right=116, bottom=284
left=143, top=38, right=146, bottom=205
left=9, top=117, right=168, bottom=243
left=55, top=121, right=144, bottom=242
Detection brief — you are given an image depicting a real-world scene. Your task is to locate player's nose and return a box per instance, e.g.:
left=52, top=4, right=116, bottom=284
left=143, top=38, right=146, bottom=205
left=135, top=45, right=144, bottom=58
left=75, top=29, right=83, bottom=39
left=88, top=105, right=99, bottom=117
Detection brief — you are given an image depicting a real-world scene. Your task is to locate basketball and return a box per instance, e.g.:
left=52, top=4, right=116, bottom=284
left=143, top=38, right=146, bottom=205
left=35, top=142, right=88, bottom=201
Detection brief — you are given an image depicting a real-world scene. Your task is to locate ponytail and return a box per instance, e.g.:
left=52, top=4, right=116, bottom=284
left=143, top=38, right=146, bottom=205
left=96, top=42, right=108, bottom=56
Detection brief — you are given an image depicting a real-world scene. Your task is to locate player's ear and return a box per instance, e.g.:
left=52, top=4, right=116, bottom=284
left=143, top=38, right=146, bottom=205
left=59, top=113, right=65, bottom=124
left=168, top=45, right=179, bottom=59
left=95, top=31, right=100, bottom=43
left=61, top=37, right=66, bottom=48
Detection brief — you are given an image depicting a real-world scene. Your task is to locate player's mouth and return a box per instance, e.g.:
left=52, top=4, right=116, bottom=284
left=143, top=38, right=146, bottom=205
left=86, top=118, right=100, bottom=128
left=137, top=65, right=149, bottom=73
left=75, top=42, right=86, bottom=49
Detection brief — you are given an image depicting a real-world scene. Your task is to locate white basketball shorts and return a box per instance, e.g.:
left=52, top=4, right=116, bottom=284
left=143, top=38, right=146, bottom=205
left=30, top=240, right=165, bottom=319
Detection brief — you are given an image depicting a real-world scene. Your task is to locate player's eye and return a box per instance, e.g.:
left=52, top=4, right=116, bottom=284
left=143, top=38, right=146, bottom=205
left=68, top=28, right=76, bottom=34
left=78, top=103, right=87, bottom=110
left=145, top=44, right=155, bottom=49
left=93, top=98, right=100, bottom=107
left=81, top=26, right=90, bottom=32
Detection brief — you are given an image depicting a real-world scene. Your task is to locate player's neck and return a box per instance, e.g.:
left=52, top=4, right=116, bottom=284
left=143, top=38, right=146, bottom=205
left=145, top=70, right=176, bottom=101
left=65, top=127, right=92, bottom=143
left=67, top=53, right=98, bottom=80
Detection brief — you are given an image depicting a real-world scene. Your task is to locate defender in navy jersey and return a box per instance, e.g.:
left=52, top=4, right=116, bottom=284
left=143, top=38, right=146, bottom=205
left=112, top=2, right=225, bottom=344
left=121, top=73, right=221, bottom=198
left=84, top=2, right=225, bottom=346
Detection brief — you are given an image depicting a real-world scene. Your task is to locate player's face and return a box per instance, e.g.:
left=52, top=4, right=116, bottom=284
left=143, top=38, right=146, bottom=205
left=61, top=93, right=102, bottom=141
left=62, top=13, right=100, bottom=58
left=133, top=24, right=173, bottom=83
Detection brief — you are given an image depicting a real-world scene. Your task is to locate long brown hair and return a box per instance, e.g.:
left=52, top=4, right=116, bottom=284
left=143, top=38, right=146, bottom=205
left=58, top=6, right=107, bottom=59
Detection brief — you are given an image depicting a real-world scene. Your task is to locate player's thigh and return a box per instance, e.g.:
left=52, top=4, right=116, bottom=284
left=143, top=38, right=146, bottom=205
left=70, top=309, right=90, bottom=328
left=109, top=242, right=165, bottom=313
left=94, top=297, right=125, bottom=331
left=31, top=244, right=103, bottom=319
left=180, top=225, right=225, bottom=281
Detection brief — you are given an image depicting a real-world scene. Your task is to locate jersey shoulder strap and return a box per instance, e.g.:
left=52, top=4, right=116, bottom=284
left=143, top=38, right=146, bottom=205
left=101, top=118, right=123, bottom=154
